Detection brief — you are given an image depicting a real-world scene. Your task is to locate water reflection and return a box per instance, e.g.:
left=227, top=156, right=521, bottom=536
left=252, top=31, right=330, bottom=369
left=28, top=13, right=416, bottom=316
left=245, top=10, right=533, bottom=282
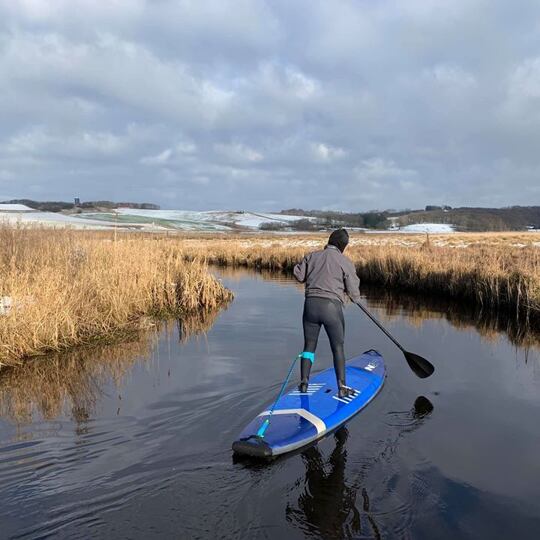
left=216, top=267, right=540, bottom=350
left=177, top=307, right=224, bottom=343
left=287, top=396, right=433, bottom=539
left=364, top=286, right=540, bottom=349
left=0, top=337, right=152, bottom=426
left=0, top=309, right=224, bottom=426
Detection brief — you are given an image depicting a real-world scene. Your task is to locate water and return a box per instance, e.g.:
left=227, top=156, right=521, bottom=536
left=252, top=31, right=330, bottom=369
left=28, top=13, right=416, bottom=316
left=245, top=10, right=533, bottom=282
left=1, top=268, right=540, bottom=539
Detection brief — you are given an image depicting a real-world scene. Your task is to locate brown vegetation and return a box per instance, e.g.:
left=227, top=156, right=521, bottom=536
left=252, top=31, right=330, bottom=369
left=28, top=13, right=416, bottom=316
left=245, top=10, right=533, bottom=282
left=178, top=233, right=540, bottom=327
left=0, top=226, right=232, bottom=367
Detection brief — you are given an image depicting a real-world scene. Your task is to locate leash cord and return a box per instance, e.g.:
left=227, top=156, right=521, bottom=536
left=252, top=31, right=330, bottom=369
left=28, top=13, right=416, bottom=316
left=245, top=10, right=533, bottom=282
left=256, top=354, right=300, bottom=437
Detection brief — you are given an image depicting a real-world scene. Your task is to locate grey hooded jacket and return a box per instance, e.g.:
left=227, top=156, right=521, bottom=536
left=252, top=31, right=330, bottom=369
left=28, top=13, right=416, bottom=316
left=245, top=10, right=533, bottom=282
left=293, top=245, right=361, bottom=304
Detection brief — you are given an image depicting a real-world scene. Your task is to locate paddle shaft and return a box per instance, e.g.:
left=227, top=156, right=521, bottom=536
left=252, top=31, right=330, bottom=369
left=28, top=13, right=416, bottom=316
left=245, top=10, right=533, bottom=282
left=355, top=301, right=405, bottom=353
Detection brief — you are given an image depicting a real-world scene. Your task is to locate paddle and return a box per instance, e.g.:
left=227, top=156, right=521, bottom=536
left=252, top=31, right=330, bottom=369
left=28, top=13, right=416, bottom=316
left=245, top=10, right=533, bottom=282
left=355, top=301, right=435, bottom=378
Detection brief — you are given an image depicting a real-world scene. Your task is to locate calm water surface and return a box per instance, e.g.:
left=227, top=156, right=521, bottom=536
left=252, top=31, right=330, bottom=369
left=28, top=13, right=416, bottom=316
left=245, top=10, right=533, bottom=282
left=1, top=269, right=540, bottom=539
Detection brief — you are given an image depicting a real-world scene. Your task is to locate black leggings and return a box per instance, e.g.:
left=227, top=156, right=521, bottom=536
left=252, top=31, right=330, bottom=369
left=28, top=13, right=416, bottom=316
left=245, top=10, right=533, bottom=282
left=302, top=297, right=346, bottom=385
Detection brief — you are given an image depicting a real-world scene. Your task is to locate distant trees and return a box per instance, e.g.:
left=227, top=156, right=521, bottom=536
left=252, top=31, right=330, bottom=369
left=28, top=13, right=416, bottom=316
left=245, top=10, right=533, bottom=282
left=260, top=219, right=321, bottom=231
left=279, top=206, right=540, bottom=231
left=399, top=206, right=540, bottom=231
left=0, top=199, right=160, bottom=212
left=1, top=199, right=74, bottom=212
left=425, top=205, right=452, bottom=211
left=278, top=209, right=389, bottom=229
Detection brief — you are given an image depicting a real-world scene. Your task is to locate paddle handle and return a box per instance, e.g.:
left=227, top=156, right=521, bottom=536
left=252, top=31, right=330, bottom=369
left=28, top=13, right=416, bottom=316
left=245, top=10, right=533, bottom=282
left=355, top=301, right=406, bottom=353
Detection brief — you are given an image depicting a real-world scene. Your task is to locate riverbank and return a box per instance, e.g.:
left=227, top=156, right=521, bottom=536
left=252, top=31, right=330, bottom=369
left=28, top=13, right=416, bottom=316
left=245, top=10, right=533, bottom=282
left=179, top=233, right=540, bottom=327
left=0, top=227, right=232, bottom=367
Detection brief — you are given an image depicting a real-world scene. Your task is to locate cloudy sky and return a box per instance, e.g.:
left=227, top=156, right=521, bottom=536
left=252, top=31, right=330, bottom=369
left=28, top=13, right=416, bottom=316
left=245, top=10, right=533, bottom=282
left=1, top=0, right=539, bottom=211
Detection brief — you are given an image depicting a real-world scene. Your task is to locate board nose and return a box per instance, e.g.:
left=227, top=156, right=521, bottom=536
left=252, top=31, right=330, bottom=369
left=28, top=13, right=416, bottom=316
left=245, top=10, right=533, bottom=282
left=232, top=436, right=273, bottom=458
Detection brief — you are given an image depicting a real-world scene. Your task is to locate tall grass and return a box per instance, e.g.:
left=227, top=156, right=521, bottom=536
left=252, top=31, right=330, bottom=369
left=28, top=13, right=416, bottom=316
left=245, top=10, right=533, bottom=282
left=179, top=235, right=540, bottom=327
left=0, top=226, right=232, bottom=366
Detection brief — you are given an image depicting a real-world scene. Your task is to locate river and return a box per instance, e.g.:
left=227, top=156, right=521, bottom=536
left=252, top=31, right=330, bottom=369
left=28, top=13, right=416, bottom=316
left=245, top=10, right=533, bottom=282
left=1, top=268, right=540, bottom=539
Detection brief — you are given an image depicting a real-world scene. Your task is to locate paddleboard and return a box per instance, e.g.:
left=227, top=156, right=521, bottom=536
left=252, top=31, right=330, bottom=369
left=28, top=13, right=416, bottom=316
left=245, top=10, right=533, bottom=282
left=232, top=349, right=386, bottom=458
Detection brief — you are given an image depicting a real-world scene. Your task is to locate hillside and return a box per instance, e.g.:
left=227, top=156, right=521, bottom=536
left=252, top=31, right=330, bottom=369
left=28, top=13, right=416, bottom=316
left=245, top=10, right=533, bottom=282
left=396, top=206, right=540, bottom=231
left=281, top=206, right=540, bottom=232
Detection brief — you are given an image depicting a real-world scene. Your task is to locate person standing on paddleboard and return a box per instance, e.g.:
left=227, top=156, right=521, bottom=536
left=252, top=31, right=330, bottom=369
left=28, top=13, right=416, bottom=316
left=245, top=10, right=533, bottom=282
left=293, top=228, right=361, bottom=399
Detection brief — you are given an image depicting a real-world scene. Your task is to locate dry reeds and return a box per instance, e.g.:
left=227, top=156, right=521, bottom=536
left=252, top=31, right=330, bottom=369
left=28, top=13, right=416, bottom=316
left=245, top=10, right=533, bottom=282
left=178, top=234, right=540, bottom=327
left=0, top=226, right=232, bottom=366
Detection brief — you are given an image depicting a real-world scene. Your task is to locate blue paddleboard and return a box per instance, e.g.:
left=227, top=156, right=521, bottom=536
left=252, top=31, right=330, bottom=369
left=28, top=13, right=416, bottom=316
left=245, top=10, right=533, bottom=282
left=232, top=350, right=386, bottom=457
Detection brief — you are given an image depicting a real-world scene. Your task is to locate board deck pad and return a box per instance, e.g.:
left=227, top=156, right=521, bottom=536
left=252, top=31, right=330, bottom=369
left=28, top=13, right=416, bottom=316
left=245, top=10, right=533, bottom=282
left=232, top=350, right=386, bottom=457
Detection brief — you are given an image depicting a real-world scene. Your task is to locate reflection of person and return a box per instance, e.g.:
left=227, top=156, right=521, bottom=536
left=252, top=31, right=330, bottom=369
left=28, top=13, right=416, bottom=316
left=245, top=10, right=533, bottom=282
left=287, top=397, right=434, bottom=539
left=286, top=428, right=364, bottom=538
left=293, top=229, right=361, bottom=398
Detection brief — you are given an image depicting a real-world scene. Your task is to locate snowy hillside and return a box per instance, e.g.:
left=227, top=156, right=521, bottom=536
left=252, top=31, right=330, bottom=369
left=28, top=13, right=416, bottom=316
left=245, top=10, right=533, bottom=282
left=0, top=206, right=457, bottom=233
left=0, top=207, right=313, bottom=232
left=78, top=209, right=313, bottom=231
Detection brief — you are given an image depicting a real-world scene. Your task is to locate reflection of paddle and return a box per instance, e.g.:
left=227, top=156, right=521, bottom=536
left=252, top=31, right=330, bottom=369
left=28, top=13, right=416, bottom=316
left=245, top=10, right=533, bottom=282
left=355, top=302, right=435, bottom=379
left=412, top=395, right=434, bottom=418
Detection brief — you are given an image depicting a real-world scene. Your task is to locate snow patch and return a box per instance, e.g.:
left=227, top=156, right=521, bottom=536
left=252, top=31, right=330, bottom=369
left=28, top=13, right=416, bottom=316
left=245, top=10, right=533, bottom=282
left=0, top=204, right=33, bottom=212
left=397, top=223, right=455, bottom=233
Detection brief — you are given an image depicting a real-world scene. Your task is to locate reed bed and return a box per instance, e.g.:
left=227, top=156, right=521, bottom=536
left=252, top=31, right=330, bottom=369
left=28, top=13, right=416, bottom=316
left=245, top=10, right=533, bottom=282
left=0, top=226, right=232, bottom=367
left=179, top=234, right=540, bottom=327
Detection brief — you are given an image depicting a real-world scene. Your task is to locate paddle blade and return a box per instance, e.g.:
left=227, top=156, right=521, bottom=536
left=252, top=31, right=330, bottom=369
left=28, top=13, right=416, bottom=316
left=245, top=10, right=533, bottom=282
left=404, top=351, right=435, bottom=378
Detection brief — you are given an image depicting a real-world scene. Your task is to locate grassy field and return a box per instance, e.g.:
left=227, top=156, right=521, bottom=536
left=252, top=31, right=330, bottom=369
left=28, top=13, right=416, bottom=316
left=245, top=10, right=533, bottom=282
left=178, top=231, right=540, bottom=327
left=0, top=226, right=232, bottom=367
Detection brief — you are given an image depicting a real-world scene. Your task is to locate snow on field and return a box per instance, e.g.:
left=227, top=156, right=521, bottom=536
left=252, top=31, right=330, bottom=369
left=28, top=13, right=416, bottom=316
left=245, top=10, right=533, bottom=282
left=115, top=209, right=310, bottom=230
left=110, top=209, right=232, bottom=231
left=397, top=223, right=455, bottom=233
left=0, top=211, right=127, bottom=229
left=0, top=204, right=33, bottom=211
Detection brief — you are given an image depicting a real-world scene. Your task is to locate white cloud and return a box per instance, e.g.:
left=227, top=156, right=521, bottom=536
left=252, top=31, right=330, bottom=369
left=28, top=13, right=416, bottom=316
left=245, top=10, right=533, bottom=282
left=428, top=65, right=477, bottom=91
left=5, top=127, right=124, bottom=157
left=140, top=140, right=197, bottom=166
left=355, top=158, right=417, bottom=181
left=0, top=169, right=14, bottom=180
left=0, top=31, right=235, bottom=128
left=311, top=143, right=346, bottom=162
left=176, top=142, right=197, bottom=154
left=1, top=124, right=159, bottom=165
left=508, top=57, right=540, bottom=100
left=140, top=148, right=172, bottom=165
left=214, top=143, right=263, bottom=163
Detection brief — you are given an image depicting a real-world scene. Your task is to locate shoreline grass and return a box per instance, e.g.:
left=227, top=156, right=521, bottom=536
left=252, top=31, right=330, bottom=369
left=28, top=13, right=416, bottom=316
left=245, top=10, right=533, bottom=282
left=0, top=226, right=233, bottom=367
left=179, top=234, right=540, bottom=327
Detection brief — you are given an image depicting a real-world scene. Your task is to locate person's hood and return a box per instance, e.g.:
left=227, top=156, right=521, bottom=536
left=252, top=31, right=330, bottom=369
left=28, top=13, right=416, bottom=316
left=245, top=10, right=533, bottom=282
left=327, top=228, right=349, bottom=253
